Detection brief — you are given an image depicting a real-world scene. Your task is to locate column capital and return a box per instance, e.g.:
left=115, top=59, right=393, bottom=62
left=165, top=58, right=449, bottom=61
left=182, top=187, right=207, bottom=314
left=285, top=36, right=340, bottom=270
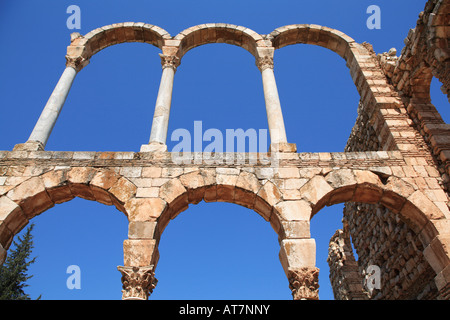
left=256, top=56, right=274, bottom=72
left=159, top=54, right=180, bottom=71
left=288, top=267, right=320, bottom=300
left=65, top=55, right=89, bottom=72
left=117, top=265, right=158, bottom=300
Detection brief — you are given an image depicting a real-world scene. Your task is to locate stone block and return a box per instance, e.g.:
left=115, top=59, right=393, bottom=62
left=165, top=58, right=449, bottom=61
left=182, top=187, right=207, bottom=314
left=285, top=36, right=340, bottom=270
left=203, top=185, right=217, bottom=203
left=284, top=178, right=308, bottom=190
left=6, top=177, right=54, bottom=218
left=0, top=196, right=28, bottom=235
left=299, top=176, right=333, bottom=207
left=258, top=181, right=282, bottom=207
left=276, top=167, right=300, bottom=179
left=279, top=239, right=316, bottom=272
left=90, top=186, right=114, bottom=205
left=109, top=178, right=137, bottom=204
left=353, top=184, right=383, bottom=204
left=275, top=200, right=312, bottom=221
left=123, top=239, right=157, bottom=267
left=125, top=198, right=167, bottom=221
left=159, top=178, right=186, bottom=204
left=233, top=188, right=256, bottom=209
left=128, top=221, right=157, bottom=239
left=216, top=184, right=235, bottom=202
left=235, top=171, right=261, bottom=193
left=135, top=187, right=159, bottom=198
left=423, top=235, right=450, bottom=274
left=67, top=167, right=97, bottom=184
left=40, top=170, right=74, bottom=204
left=179, top=171, right=205, bottom=190
left=120, top=167, right=143, bottom=178
left=13, top=141, right=44, bottom=151
left=281, top=220, right=311, bottom=239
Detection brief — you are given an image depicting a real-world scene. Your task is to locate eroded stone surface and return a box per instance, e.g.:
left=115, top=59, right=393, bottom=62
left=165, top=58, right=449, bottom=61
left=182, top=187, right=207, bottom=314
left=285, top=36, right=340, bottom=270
left=1, top=0, right=450, bottom=300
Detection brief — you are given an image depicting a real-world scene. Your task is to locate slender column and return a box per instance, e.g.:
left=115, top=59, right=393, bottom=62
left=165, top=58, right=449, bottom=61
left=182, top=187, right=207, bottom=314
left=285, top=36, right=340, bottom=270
left=117, top=265, right=158, bottom=300
left=27, top=61, right=80, bottom=148
left=257, top=56, right=288, bottom=145
left=145, top=54, right=179, bottom=150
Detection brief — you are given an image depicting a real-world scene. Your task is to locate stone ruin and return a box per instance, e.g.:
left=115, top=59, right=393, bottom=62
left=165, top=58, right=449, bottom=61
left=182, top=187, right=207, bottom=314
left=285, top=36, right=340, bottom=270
left=0, top=0, right=449, bottom=300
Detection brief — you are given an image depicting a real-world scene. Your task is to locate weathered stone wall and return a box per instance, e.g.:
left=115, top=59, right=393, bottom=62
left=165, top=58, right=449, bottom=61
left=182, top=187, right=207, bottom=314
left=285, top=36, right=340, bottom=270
left=327, top=0, right=450, bottom=300
left=327, top=227, right=368, bottom=300
left=1, top=149, right=449, bottom=299
left=1, top=1, right=450, bottom=299
left=346, top=101, right=382, bottom=152
left=344, top=203, right=439, bottom=299
left=378, top=0, right=450, bottom=191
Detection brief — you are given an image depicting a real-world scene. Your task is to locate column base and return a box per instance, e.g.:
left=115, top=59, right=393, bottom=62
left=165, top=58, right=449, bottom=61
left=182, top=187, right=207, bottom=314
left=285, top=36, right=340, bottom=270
left=140, top=143, right=168, bottom=153
left=270, top=142, right=297, bottom=153
left=13, top=141, right=45, bottom=151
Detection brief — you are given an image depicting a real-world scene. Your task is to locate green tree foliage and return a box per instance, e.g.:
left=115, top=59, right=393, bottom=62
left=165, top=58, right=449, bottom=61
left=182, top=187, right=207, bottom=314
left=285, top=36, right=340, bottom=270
left=0, top=223, right=40, bottom=300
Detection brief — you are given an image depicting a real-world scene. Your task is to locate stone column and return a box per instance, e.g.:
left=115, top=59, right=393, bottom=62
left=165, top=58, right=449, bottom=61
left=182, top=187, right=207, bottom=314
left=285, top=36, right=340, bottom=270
left=141, top=54, right=180, bottom=152
left=279, top=238, right=319, bottom=300
left=117, top=265, right=158, bottom=300
left=256, top=55, right=288, bottom=146
left=18, top=57, right=87, bottom=151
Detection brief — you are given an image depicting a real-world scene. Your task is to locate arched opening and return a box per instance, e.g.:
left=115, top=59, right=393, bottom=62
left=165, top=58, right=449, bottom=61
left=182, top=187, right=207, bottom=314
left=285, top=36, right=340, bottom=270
left=10, top=197, right=128, bottom=300
left=0, top=167, right=133, bottom=299
left=151, top=201, right=290, bottom=299
left=174, top=24, right=262, bottom=59
left=0, top=167, right=135, bottom=251
left=307, top=169, right=449, bottom=299
left=310, top=203, right=346, bottom=300
left=47, top=42, right=163, bottom=152
left=274, top=44, right=360, bottom=152
left=167, top=43, right=268, bottom=152
left=430, top=76, right=450, bottom=123
left=342, top=202, right=438, bottom=299
left=312, top=200, right=441, bottom=300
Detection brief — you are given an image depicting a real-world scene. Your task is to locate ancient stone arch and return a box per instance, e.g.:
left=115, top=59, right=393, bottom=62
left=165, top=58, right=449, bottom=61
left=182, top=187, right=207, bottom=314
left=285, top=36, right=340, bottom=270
left=0, top=167, right=135, bottom=248
left=2, top=0, right=450, bottom=300
left=174, top=23, right=266, bottom=59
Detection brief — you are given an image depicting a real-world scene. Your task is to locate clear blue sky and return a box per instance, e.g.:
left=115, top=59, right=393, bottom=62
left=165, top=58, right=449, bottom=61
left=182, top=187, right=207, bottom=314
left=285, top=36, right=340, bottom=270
left=0, top=0, right=447, bottom=300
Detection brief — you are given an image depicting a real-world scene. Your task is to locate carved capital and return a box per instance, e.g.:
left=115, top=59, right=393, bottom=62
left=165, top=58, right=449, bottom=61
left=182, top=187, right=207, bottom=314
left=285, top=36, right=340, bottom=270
left=117, top=265, right=158, bottom=300
left=159, top=54, right=180, bottom=71
left=256, top=56, right=274, bottom=71
left=65, top=55, right=89, bottom=72
left=288, top=267, right=320, bottom=300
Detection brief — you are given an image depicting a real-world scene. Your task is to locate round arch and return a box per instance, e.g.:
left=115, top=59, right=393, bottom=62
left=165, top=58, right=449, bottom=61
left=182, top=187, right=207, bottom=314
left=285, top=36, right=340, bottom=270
left=174, top=23, right=266, bottom=60
left=268, top=24, right=379, bottom=110
left=306, top=169, right=450, bottom=283
left=270, top=24, right=356, bottom=58
left=66, top=22, right=171, bottom=68
left=0, top=167, right=135, bottom=253
left=136, top=169, right=287, bottom=244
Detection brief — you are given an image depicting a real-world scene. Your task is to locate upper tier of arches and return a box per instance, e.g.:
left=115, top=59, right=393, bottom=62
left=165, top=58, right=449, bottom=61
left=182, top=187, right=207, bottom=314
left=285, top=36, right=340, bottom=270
left=65, top=22, right=363, bottom=69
